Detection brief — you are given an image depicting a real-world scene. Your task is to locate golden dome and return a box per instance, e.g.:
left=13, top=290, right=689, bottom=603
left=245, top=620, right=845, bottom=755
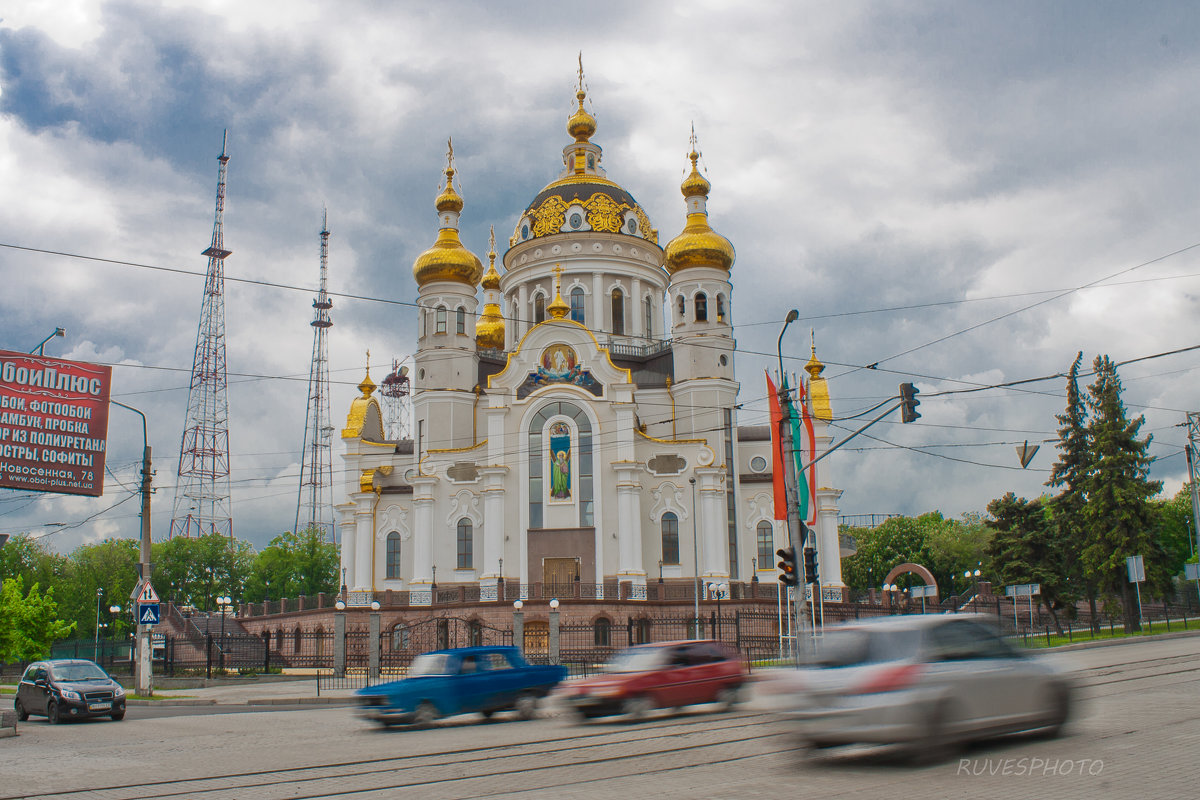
left=476, top=228, right=505, bottom=349
left=680, top=150, right=711, bottom=197
left=567, top=89, right=597, bottom=143
left=342, top=363, right=382, bottom=438
left=664, top=147, right=734, bottom=274
left=413, top=140, right=484, bottom=287
left=476, top=303, right=505, bottom=349
left=547, top=263, right=570, bottom=319
left=805, top=334, right=833, bottom=421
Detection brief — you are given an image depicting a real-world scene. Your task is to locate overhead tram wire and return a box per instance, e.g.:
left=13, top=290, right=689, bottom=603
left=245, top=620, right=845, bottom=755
left=827, top=238, right=1200, bottom=381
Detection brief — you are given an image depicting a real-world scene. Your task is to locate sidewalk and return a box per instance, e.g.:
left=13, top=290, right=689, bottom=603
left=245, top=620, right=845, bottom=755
left=130, top=678, right=358, bottom=706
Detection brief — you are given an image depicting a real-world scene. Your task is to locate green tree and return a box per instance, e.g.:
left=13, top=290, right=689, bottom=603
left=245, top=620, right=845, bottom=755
left=1047, top=352, right=1096, bottom=629
left=58, top=539, right=140, bottom=640
left=0, top=575, right=76, bottom=663
left=251, top=527, right=339, bottom=600
left=1081, top=355, right=1163, bottom=631
left=151, top=533, right=255, bottom=611
left=0, top=533, right=67, bottom=597
left=1148, top=487, right=1196, bottom=578
left=986, top=492, right=1075, bottom=632
left=841, top=512, right=990, bottom=599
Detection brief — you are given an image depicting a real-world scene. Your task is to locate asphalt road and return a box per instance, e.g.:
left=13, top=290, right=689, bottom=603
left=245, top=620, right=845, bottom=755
left=2, top=633, right=1197, bottom=799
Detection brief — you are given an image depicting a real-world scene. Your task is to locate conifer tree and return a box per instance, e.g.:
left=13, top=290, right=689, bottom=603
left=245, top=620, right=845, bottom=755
left=1080, top=355, right=1161, bottom=632
left=1047, top=353, right=1094, bottom=628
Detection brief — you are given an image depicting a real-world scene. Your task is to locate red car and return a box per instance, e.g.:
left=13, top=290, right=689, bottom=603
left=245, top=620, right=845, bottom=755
left=562, top=639, right=749, bottom=720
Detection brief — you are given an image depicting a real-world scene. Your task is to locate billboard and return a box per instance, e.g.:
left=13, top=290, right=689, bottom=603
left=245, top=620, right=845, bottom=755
left=0, top=350, right=112, bottom=497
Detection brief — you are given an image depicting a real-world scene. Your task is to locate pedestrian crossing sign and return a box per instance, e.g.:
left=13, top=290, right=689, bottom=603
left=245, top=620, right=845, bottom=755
left=138, top=603, right=160, bottom=625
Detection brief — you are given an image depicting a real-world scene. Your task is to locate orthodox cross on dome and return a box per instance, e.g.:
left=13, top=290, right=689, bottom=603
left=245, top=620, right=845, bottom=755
left=577, top=52, right=585, bottom=95
left=547, top=263, right=570, bottom=319
left=689, top=121, right=699, bottom=154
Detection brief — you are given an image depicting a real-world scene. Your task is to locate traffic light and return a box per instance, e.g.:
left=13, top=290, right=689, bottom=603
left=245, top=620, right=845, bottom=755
left=803, top=546, right=819, bottom=585
left=899, top=382, right=921, bottom=424
left=776, top=547, right=799, bottom=587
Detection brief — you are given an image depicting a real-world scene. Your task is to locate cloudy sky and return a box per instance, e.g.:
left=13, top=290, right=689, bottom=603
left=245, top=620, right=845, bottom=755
left=2, top=0, right=1198, bottom=555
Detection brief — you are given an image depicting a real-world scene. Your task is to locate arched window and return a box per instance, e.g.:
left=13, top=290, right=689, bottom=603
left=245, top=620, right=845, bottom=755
left=676, top=295, right=685, bottom=319
left=436, top=305, right=447, bottom=334
left=611, top=288, right=625, bottom=335
left=422, top=307, right=429, bottom=337
left=644, top=296, right=654, bottom=335
left=456, top=307, right=466, bottom=335
left=716, top=294, right=726, bottom=323
left=661, top=512, right=680, bottom=564
left=756, top=521, right=774, bottom=570
left=695, top=292, right=708, bottom=322
left=386, top=532, right=402, bottom=579
left=534, top=294, right=546, bottom=324
left=457, top=518, right=473, bottom=569
left=468, top=620, right=483, bottom=647
left=594, top=617, right=612, bottom=647
left=570, top=287, right=586, bottom=323
left=292, top=627, right=302, bottom=655
left=633, top=618, right=652, bottom=644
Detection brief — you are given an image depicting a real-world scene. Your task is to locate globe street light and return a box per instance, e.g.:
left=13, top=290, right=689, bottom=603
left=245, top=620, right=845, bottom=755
left=216, top=595, right=232, bottom=669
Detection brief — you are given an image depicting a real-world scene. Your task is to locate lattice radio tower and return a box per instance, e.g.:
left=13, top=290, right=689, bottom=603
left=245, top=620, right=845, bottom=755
left=381, top=358, right=411, bottom=440
left=295, top=211, right=334, bottom=539
left=171, top=131, right=234, bottom=539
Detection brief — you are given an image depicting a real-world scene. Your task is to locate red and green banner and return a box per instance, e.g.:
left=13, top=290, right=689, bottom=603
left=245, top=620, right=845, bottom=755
left=765, top=370, right=818, bottom=525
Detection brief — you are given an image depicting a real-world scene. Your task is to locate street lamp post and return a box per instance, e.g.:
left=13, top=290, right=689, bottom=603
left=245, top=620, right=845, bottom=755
left=94, top=587, right=103, bottom=657
left=777, top=309, right=808, bottom=660
left=689, top=477, right=700, bottom=639
left=216, top=596, right=232, bottom=670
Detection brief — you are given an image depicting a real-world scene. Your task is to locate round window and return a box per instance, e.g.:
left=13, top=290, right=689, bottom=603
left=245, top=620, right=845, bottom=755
left=750, top=456, right=767, bottom=473
left=569, top=213, right=583, bottom=229
left=627, top=218, right=637, bottom=233
left=522, top=224, right=530, bottom=239
left=719, top=355, right=728, bottom=366
left=418, top=368, right=425, bottom=380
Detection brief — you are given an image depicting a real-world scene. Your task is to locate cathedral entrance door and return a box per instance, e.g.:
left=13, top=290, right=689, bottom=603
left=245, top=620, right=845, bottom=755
left=543, top=557, right=579, bottom=597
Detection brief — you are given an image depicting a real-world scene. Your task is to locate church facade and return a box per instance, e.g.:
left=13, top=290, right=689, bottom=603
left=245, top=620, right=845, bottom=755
left=335, top=80, right=845, bottom=605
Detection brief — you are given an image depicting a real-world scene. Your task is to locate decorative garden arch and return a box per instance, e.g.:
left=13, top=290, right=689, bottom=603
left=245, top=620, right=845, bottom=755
left=882, top=562, right=939, bottom=601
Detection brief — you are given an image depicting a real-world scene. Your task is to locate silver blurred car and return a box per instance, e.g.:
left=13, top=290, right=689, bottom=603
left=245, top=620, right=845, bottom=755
left=773, top=614, right=1072, bottom=762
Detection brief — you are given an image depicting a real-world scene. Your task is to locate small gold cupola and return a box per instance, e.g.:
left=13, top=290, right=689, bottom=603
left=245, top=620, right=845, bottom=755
left=663, top=126, right=735, bottom=274
left=546, top=263, right=570, bottom=320
left=475, top=226, right=506, bottom=350
left=342, top=354, right=383, bottom=438
left=413, top=138, right=484, bottom=287
left=805, top=331, right=833, bottom=422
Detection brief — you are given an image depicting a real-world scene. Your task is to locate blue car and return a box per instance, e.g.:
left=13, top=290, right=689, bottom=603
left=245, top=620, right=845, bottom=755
left=356, top=645, right=567, bottom=728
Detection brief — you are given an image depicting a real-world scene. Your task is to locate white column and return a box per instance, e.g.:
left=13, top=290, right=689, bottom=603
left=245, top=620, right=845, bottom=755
left=615, top=465, right=643, bottom=580
left=411, top=479, right=436, bottom=585
left=631, top=277, right=642, bottom=338
left=516, top=284, right=528, bottom=342
left=816, top=487, right=845, bottom=588
left=698, top=470, right=726, bottom=578
left=592, top=272, right=603, bottom=332
left=353, top=501, right=373, bottom=590
left=337, top=504, right=356, bottom=590
left=480, top=467, right=506, bottom=579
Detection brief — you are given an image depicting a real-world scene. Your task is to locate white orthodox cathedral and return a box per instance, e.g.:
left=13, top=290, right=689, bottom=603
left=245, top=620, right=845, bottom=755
left=335, top=77, right=845, bottom=603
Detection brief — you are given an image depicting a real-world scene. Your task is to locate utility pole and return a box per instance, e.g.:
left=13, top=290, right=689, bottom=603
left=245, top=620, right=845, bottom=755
left=1186, top=413, right=1200, bottom=579
left=115, top=400, right=154, bottom=696
left=777, top=310, right=807, bottom=663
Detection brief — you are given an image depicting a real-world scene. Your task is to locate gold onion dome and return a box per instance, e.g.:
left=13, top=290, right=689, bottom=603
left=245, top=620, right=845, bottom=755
left=805, top=335, right=833, bottom=422
left=413, top=143, right=483, bottom=287
left=476, top=228, right=506, bottom=350
left=664, top=148, right=735, bottom=274
left=342, top=360, right=380, bottom=438
left=567, top=88, right=597, bottom=142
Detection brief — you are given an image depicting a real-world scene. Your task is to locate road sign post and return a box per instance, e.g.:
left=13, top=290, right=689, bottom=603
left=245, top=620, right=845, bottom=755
left=1127, top=555, right=1146, bottom=629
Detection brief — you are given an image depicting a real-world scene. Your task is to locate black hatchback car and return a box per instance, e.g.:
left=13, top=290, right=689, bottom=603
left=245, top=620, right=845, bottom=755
left=15, top=659, right=127, bottom=723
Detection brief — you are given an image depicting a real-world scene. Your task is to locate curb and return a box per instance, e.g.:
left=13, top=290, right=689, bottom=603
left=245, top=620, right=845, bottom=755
left=1030, top=626, right=1200, bottom=653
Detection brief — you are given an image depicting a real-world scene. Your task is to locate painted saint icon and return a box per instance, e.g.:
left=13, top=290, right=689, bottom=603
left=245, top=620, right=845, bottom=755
left=542, top=344, right=577, bottom=377
left=549, top=421, right=571, bottom=501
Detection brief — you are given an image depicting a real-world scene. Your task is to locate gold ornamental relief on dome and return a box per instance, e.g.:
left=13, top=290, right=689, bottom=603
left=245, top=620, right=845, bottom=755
left=530, top=195, right=570, bottom=238
left=583, top=193, right=628, bottom=233
left=633, top=205, right=658, bottom=244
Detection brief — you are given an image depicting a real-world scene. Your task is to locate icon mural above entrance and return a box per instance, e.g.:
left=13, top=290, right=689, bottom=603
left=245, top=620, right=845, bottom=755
left=549, top=421, right=572, bottom=501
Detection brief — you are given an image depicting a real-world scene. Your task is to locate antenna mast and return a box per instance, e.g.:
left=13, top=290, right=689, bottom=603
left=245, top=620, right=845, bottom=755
left=171, top=131, right=234, bottom=538
left=381, top=358, right=412, bottom=441
left=296, top=210, right=335, bottom=539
